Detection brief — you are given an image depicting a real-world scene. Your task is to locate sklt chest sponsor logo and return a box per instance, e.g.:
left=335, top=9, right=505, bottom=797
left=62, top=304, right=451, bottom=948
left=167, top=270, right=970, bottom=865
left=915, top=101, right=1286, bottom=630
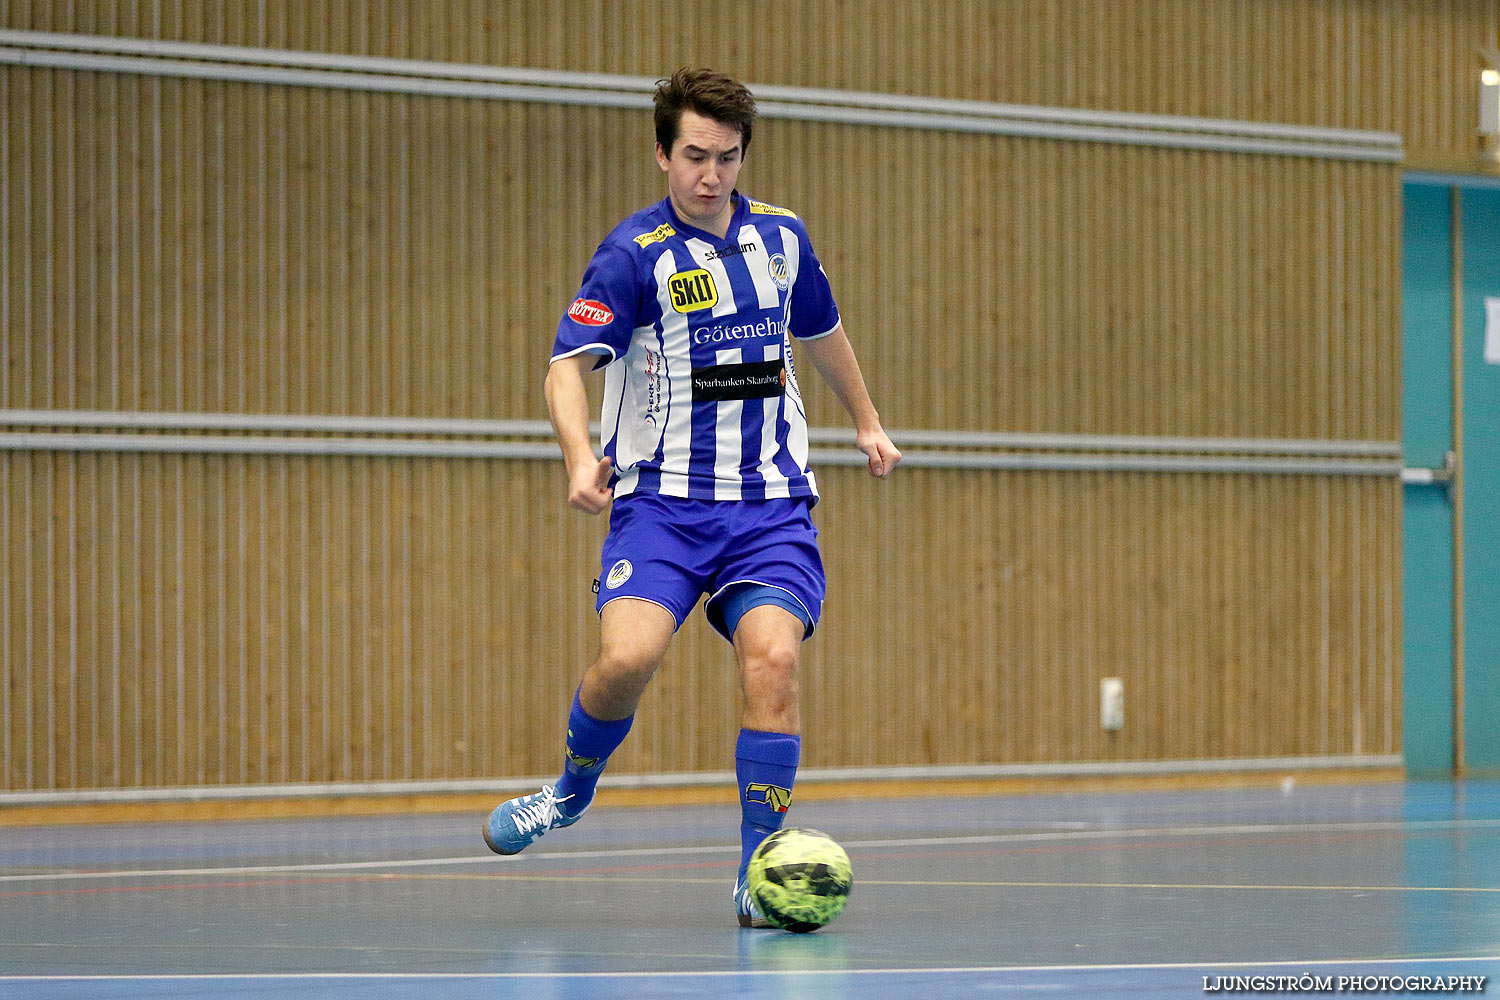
left=745, top=782, right=792, bottom=813
left=633, top=222, right=676, bottom=248
left=668, top=269, right=719, bottom=313
left=567, top=298, right=614, bottom=326
left=767, top=253, right=790, bottom=290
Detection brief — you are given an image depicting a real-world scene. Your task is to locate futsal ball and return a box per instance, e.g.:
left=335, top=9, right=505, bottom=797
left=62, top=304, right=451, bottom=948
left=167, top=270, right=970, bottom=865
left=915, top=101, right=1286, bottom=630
left=746, top=828, right=853, bottom=932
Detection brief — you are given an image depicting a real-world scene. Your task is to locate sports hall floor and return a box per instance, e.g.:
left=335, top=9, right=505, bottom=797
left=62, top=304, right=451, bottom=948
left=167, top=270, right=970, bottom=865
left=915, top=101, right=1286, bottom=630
left=2, top=779, right=1497, bottom=998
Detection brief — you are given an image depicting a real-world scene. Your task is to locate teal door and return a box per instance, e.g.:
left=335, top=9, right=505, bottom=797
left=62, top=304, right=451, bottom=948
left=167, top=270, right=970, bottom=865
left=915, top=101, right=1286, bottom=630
left=1402, top=176, right=1500, bottom=778
left=1401, top=181, right=1455, bottom=777
left=1459, top=187, right=1500, bottom=776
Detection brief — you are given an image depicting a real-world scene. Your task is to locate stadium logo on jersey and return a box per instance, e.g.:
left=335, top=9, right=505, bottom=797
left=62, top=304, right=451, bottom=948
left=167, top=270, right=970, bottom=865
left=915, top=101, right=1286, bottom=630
left=747, top=200, right=798, bottom=219
left=705, top=241, right=756, bottom=261
left=668, top=269, right=719, bottom=313
left=745, top=782, right=792, bottom=813
left=605, top=559, right=633, bottom=589
left=567, top=298, right=614, bottom=326
left=767, top=253, right=790, bottom=291
left=633, top=222, right=676, bottom=248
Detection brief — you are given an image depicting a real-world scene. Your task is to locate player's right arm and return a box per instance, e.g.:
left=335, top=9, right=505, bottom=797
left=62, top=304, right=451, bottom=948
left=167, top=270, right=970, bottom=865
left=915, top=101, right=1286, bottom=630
left=549, top=238, right=639, bottom=515
left=544, top=354, right=614, bottom=515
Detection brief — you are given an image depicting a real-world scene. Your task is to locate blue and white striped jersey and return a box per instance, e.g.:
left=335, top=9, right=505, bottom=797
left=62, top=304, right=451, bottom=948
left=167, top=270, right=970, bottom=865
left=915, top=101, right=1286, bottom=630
left=551, top=192, right=840, bottom=502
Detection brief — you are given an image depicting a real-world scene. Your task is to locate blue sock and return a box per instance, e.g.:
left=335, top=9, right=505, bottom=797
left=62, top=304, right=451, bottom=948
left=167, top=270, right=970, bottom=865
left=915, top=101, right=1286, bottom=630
left=736, top=729, right=801, bottom=884
left=552, top=690, right=633, bottom=814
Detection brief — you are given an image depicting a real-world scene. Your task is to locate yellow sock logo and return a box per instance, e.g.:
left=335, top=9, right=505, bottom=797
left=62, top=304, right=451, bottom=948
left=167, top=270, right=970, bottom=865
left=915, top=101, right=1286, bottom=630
left=565, top=730, right=601, bottom=769
left=745, top=782, right=792, bottom=813
left=566, top=747, right=602, bottom=769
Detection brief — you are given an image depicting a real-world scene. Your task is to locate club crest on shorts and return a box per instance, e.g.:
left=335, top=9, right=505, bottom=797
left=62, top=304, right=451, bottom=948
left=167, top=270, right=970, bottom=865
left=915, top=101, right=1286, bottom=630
left=767, top=253, right=790, bottom=291
left=605, top=559, right=633, bottom=590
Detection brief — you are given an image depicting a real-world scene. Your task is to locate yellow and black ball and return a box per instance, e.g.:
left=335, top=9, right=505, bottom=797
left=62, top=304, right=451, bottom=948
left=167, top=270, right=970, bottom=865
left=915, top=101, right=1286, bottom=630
left=746, top=828, right=853, bottom=933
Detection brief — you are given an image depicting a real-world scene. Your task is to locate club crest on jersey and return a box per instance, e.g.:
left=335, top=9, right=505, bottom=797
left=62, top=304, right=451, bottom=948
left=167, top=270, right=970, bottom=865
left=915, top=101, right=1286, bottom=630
left=767, top=253, right=790, bottom=291
left=633, top=222, right=676, bottom=248
left=567, top=298, right=614, bottom=326
left=745, top=782, right=792, bottom=813
left=605, top=559, right=633, bottom=590
left=668, top=269, right=719, bottom=313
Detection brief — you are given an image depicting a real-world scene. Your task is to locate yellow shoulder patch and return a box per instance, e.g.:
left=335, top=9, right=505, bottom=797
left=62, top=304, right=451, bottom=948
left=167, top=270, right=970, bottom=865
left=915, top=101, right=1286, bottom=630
left=633, top=222, right=676, bottom=248
left=747, top=200, right=799, bottom=219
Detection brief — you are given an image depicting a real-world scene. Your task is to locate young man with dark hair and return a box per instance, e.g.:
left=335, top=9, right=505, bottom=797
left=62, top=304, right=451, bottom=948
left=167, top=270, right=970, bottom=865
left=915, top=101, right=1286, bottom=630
left=484, top=67, right=900, bottom=928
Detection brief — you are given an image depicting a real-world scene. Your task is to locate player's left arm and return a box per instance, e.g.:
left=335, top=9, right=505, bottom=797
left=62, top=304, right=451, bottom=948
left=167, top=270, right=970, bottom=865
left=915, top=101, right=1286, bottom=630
left=800, top=324, right=901, bottom=479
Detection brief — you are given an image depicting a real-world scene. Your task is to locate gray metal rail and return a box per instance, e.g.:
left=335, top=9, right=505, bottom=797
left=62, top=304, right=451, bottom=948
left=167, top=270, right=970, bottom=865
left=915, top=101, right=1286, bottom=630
left=0, top=753, right=1403, bottom=807
left=0, top=29, right=1403, bottom=162
left=1, top=409, right=1406, bottom=476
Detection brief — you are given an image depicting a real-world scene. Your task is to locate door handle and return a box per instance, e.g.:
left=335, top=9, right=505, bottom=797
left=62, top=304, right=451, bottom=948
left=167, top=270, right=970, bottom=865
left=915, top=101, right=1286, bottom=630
left=1400, top=450, right=1456, bottom=488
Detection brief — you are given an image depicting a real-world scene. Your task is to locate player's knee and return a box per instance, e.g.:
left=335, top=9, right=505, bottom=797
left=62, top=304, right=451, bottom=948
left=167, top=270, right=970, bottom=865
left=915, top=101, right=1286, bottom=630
left=593, top=641, right=664, bottom=690
left=742, top=638, right=800, bottom=696
left=591, top=629, right=669, bottom=692
left=757, top=638, right=800, bottom=677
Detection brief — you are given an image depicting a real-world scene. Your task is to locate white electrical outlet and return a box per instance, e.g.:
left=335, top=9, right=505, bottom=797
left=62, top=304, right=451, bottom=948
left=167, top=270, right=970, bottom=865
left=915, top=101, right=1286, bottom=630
left=1483, top=68, right=1500, bottom=134
left=1100, top=677, right=1125, bottom=730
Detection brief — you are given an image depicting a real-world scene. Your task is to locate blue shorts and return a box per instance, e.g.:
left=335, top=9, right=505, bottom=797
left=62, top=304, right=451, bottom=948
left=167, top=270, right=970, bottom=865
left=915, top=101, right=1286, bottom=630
left=595, top=493, right=825, bottom=642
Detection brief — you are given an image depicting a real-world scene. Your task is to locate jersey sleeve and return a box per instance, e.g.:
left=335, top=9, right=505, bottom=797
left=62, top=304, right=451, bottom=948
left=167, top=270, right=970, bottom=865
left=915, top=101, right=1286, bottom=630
left=551, top=243, right=639, bottom=369
left=787, top=228, right=841, bottom=341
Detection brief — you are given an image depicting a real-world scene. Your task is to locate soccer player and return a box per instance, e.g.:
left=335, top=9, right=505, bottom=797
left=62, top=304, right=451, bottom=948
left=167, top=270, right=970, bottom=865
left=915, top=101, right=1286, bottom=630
left=484, top=67, right=901, bottom=927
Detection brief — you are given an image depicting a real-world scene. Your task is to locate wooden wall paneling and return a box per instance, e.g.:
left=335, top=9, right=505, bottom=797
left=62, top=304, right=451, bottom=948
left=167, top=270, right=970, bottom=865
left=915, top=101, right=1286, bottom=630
left=3, top=0, right=1497, bottom=162
left=0, top=0, right=1422, bottom=794
left=2, top=69, right=1409, bottom=429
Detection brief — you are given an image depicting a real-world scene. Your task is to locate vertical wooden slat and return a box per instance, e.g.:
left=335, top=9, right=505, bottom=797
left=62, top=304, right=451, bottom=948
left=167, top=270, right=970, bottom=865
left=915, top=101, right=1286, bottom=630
left=3, top=450, right=14, bottom=787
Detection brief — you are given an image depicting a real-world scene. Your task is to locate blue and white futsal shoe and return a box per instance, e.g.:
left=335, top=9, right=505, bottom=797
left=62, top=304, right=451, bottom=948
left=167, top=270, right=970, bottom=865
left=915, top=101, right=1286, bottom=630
left=735, top=880, right=771, bottom=928
left=483, top=785, right=585, bottom=855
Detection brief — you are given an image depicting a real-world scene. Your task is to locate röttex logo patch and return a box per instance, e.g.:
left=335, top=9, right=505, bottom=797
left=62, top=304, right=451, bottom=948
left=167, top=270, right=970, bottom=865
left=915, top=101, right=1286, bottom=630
left=568, top=299, right=614, bottom=326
